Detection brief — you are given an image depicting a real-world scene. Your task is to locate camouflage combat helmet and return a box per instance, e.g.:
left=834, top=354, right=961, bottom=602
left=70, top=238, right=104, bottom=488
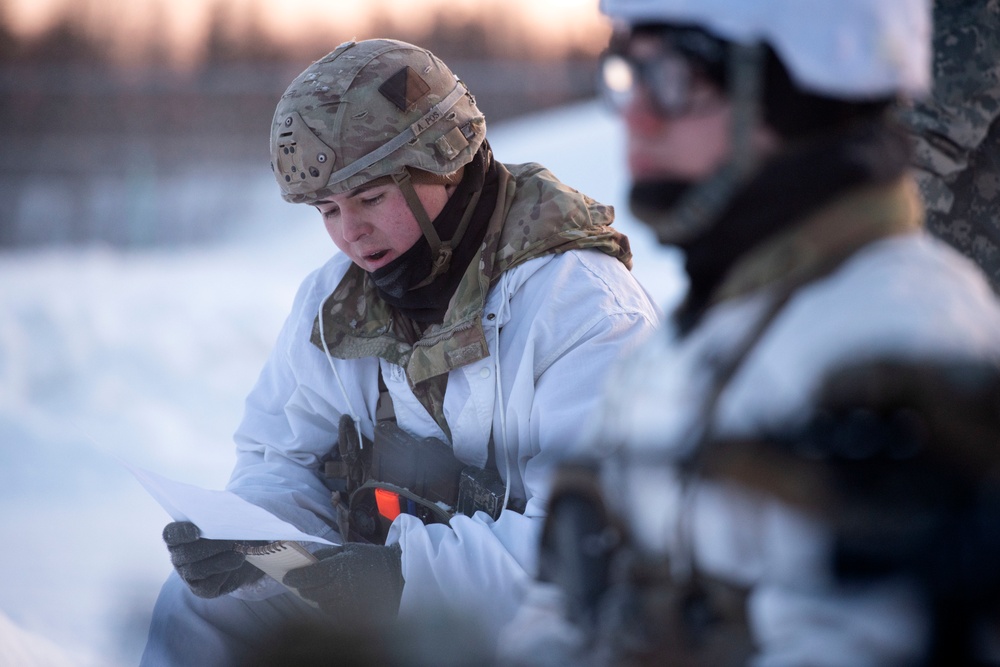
left=270, top=39, right=486, bottom=205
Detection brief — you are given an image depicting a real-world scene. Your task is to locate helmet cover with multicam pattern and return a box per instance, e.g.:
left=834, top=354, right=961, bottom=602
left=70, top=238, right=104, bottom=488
left=271, top=39, right=487, bottom=204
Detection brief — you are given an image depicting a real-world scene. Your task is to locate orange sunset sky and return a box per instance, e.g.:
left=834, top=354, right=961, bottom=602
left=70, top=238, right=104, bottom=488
left=3, top=0, right=611, bottom=65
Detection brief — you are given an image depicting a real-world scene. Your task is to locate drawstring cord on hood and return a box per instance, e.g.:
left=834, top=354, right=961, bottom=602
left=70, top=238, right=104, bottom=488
left=492, top=274, right=513, bottom=513
left=318, top=291, right=366, bottom=448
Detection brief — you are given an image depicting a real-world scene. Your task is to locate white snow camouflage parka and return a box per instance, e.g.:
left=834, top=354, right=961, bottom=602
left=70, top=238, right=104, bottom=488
left=224, top=161, right=660, bottom=646
left=501, top=176, right=1000, bottom=666
left=592, top=178, right=1000, bottom=665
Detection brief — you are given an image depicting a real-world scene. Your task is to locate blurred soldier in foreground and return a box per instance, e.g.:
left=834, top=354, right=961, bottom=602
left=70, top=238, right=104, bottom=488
left=140, top=38, right=658, bottom=666
left=905, top=0, right=1000, bottom=294
left=501, top=0, right=1000, bottom=665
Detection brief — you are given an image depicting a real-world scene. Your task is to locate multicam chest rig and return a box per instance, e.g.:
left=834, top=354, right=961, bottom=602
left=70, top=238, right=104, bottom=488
left=323, top=374, right=521, bottom=545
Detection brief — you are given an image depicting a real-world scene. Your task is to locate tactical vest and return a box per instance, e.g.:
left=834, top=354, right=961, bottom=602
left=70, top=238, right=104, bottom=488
left=314, top=161, right=633, bottom=543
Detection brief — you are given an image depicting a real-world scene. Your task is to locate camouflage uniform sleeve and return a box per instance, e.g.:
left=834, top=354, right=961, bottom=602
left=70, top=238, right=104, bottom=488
left=903, top=0, right=1000, bottom=292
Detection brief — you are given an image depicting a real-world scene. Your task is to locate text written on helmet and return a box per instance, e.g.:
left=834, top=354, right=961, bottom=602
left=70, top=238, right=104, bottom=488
left=411, top=109, right=443, bottom=137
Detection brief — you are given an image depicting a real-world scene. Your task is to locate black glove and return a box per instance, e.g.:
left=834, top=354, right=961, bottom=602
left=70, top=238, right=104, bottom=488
left=283, top=542, right=404, bottom=624
left=163, top=521, right=266, bottom=598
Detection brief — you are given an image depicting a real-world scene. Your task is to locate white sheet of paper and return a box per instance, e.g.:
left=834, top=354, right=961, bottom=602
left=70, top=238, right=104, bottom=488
left=123, top=461, right=336, bottom=545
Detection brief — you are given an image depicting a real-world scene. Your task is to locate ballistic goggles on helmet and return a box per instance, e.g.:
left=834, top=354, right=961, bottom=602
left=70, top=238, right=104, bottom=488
left=599, top=0, right=930, bottom=99
left=599, top=27, right=727, bottom=117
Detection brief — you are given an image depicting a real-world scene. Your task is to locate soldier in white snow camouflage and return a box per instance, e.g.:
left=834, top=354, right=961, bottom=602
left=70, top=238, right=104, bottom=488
left=140, top=39, right=658, bottom=666
left=502, top=1, right=1000, bottom=665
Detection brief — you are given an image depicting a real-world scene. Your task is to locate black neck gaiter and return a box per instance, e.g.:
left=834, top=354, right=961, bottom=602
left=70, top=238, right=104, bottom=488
left=632, top=117, right=912, bottom=333
left=370, top=143, right=499, bottom=324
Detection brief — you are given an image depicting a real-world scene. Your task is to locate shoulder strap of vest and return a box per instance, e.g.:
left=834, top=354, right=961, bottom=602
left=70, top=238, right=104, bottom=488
left=684, top=242, right=868, bottom=473
left=375, top=365, right=395, bottom=423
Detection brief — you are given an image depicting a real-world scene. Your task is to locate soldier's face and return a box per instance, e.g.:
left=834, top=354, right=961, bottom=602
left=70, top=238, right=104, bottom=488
left=620, top=35, right=733, bottom=182
left=624, top=96, right=733, bottom=181
left=313, top=180, right=451, bottom=272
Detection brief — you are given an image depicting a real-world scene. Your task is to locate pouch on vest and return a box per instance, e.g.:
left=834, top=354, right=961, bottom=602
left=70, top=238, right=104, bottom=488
left=349, top=420, right=465, bottom=544
left=325, top=415, right=518, bottom=545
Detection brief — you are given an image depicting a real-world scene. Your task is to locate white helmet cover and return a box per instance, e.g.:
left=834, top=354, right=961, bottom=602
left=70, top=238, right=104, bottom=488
left=599, top=0, right=931, bottom=99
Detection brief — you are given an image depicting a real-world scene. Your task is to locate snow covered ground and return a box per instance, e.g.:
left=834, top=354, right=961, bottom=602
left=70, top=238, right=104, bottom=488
left=0, top=101, right=685, bottom=666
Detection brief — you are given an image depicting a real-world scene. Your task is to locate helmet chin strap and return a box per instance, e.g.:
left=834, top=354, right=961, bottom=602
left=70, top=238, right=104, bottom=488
left=641, top=41, right=766, bottom=245
left=392, top=167, right=482, bottom=289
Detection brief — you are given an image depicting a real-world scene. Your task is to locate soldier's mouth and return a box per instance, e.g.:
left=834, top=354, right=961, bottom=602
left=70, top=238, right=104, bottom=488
left=360, top=249, right=393, bottom=271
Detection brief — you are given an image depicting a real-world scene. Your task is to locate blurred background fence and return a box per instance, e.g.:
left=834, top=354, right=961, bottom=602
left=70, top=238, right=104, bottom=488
left=0, top=1, right=607, bottom=248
